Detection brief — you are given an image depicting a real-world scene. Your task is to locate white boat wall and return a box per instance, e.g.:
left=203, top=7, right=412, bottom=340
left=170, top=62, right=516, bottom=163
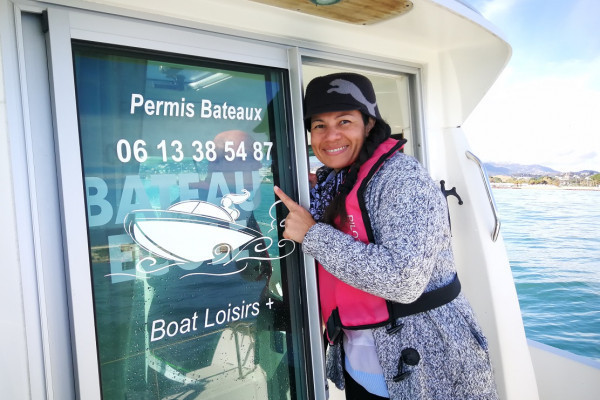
left=1, top=0, right=598, bottom=399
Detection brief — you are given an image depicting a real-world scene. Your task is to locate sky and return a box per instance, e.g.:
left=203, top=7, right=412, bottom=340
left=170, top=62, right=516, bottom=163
left=460, top=0, right=600, bottom=172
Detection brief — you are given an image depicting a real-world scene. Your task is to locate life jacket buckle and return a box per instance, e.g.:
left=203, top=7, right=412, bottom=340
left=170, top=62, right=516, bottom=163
left=386, top=319, right=404, bottom=335
left=326, top=308, right=343, bottom=345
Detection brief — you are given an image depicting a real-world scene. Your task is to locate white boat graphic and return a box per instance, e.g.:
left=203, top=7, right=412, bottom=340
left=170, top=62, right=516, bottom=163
left=124, top=191, right=262, bottom=263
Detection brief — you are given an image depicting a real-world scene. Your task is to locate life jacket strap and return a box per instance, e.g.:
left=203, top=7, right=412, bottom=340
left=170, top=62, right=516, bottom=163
left=324, top=274, right=461, bottom=343
left=389, top=274, right=461, bottom=318
left=325, top=308, right=343, bottom=345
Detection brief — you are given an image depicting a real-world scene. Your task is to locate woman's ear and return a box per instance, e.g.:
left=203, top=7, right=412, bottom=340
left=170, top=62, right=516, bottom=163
left=365, top=117, right=376, bottom=136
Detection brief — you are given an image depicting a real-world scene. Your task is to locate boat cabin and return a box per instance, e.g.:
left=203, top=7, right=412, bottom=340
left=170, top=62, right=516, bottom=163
left=2, top=1, right=595, bottom=399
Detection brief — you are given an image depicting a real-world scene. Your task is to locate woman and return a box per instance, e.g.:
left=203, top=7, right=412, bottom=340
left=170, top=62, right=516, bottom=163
left=274, top=73, right=498, bottom=400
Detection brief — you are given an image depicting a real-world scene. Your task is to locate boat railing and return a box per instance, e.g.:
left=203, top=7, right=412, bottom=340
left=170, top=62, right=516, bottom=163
left=466, top=151, right=501, bottom=241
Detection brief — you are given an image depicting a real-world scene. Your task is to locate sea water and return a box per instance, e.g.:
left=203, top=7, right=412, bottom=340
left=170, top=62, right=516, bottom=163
left=492, top=187, right=600, bottom=362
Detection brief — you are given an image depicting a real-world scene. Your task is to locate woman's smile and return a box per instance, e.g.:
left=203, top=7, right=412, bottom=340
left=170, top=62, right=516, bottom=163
left=325, top=145, right=349, bottom=154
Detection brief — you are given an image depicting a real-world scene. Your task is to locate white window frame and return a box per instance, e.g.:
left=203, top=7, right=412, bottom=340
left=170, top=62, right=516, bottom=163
left=44, top=7, right=315, bottom=399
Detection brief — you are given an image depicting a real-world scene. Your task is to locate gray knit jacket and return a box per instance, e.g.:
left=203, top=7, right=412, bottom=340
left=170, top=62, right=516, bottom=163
left=302, top=152, right=499, bottom=399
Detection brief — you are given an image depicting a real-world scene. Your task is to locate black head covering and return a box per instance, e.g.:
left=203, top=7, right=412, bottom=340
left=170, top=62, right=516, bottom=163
left=303, top=72, right=382, bottom=131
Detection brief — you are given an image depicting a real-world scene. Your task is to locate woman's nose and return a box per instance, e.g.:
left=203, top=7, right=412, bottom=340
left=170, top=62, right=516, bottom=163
left=323, top=125, right=341, bottom=140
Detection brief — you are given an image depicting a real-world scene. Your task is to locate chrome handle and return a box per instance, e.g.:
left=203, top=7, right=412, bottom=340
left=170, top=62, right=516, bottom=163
left=465, top=151, right=501, bottom=241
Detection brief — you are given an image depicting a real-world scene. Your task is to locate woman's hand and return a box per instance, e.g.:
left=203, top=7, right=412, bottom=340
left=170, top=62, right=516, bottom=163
left=274, top=186, right=316, bottom=243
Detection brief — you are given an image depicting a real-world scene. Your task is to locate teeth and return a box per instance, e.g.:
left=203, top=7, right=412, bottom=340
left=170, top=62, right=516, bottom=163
left=326, top=146, right=347, bottom=153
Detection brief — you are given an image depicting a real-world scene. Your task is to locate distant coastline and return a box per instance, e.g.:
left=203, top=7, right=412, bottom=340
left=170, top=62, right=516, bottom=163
left=484, top=162, right=599, bottom=177
left=484, top=162, right=600, bottom=190
left=491, top=183, right=600, bottom=191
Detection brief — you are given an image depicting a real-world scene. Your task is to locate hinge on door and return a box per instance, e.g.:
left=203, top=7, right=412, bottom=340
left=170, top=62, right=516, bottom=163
left=41, top=10, right=49, bottom=33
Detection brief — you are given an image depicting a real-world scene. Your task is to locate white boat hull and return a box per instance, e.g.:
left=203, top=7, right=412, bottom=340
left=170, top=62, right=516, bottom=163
left=126, top=211, right=261, bottom=263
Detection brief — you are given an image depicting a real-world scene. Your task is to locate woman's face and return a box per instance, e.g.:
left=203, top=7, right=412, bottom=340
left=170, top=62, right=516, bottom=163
left=310, top=110, right=374, bottom=170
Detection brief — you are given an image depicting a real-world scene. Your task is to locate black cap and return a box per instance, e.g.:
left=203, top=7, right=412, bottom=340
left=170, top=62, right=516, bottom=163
left=303, top=72, right=382, bottom=131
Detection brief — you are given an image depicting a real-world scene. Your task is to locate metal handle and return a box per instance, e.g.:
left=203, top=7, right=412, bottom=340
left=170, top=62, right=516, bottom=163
left=465, top=151, right=501, bottom=241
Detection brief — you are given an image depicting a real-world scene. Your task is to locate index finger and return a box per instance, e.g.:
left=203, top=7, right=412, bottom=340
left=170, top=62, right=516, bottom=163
left=273, top=185, right=300, bottom=209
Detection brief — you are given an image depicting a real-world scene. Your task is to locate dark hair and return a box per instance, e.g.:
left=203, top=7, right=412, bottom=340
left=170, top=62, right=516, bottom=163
left=321, top=115, right=391, bottom=225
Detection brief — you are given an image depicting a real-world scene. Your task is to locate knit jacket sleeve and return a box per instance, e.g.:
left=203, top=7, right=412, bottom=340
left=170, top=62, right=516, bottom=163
left=301, top=153, right=452, bottom=304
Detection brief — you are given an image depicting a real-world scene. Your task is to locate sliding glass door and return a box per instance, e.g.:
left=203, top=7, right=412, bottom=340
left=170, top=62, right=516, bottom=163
left=71, top=41, right=306, bottom=400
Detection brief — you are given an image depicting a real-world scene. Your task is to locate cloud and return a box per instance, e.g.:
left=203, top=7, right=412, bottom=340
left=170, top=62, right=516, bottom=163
left=547, top=151, right=600, bottom=172
left=476, top=0, right=519, bottom=20
left=543, top=56, right=600, bottom=91
left=463, top=64, right=600, bottom=172
left=457, top=1, right=600, bottom=172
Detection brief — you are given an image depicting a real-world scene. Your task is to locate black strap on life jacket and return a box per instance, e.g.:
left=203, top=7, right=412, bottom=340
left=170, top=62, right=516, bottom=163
left=325, top=274, right=461, bottom=345
left=388, top=273, right=461, bottom=318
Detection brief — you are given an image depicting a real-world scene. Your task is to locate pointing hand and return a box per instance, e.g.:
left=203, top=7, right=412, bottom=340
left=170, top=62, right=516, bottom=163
left=274, top=186, right=316, bottom=243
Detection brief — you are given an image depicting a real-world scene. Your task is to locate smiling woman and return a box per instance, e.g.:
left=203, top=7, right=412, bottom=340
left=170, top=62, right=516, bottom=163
left=275, top=72, right=498, bottom=400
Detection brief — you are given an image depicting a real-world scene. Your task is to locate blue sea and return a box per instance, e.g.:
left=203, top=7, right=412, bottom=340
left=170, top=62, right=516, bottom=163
left=492, top=187, right=600, bottom=362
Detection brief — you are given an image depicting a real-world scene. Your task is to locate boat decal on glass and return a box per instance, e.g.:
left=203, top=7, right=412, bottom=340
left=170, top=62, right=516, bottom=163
left=106, top=190, right=294, bottom=279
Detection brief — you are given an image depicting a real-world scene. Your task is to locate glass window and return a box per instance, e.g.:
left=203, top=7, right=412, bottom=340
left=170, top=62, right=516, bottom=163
left=73, top=41, right=306, bottom=400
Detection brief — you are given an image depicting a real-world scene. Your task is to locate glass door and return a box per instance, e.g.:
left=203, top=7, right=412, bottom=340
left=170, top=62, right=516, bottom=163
left=72, top=41, right=306, bottom=400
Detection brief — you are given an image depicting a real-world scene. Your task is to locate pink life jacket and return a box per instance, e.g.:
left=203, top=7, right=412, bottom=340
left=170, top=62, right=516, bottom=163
left=318, top=138, right=404, bottom=340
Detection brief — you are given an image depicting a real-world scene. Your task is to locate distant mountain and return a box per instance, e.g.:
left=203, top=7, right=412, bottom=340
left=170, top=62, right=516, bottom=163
left=577, top=170, right=600, bottom=176
left=483, top=162, right=561, bottom=176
